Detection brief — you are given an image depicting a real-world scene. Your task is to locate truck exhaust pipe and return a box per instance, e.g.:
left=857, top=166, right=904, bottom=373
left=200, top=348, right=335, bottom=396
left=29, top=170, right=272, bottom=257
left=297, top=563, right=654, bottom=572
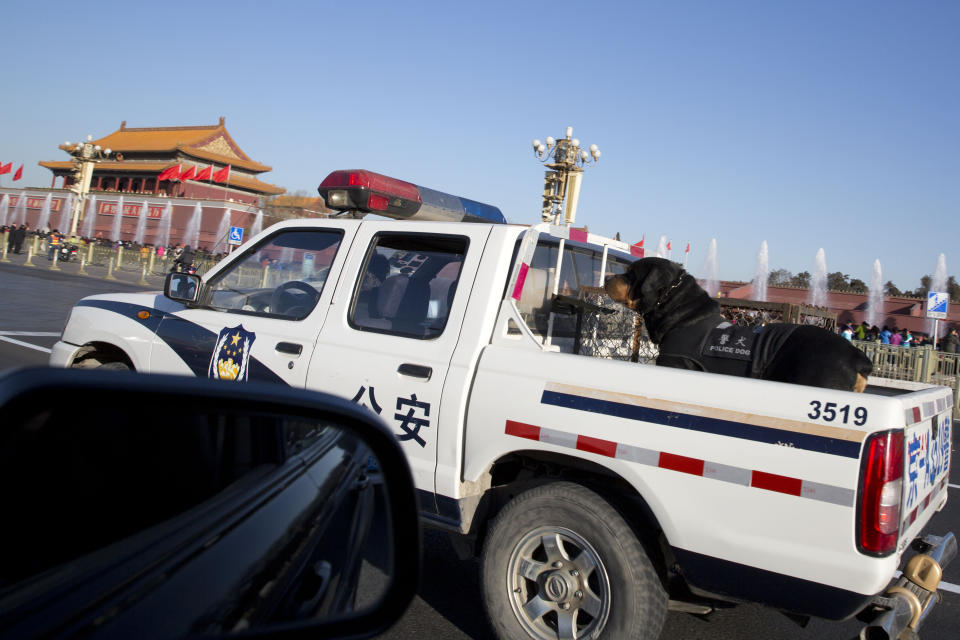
left=859, top=533, right=957, bottom=640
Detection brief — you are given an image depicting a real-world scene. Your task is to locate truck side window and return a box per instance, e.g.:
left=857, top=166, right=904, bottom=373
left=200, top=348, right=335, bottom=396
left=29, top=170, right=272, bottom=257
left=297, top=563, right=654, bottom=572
left=205, top=229, right=343, bottom=320
left=350, top=233, right=468, bottom=339
left=515, top=238, right=632, bottom=353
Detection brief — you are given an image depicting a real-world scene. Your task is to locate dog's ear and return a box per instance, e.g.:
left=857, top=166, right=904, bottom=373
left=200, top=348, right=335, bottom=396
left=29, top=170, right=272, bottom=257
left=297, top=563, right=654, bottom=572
left=630, top=258, right=684, bottom=314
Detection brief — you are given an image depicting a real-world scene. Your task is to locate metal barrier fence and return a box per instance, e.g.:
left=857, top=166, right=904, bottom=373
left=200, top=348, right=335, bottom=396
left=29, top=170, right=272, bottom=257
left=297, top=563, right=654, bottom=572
left=852, top=340, right=960, bottom=417
left=77, top=243, right=220, bottom=277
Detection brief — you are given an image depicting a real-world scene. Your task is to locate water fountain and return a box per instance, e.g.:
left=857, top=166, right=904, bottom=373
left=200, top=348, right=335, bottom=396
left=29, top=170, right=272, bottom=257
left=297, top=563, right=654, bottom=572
left=36, top=193, right=53, bottom=231
left=57, top=194, right=73, bottom=234
left=656, top=235, right=668, bottom=259
left=928, top=253, right=948, bottom=335
left=156, top=202, right=172, bottom=248
left=701, top=238, right=719, bottom=297
left=213, top=208, right=232, bottom=254
left=110, top=196, right=125, bottom=242
left=752, top=240, right=769, bottom=301
left=0, top=194, right=9, bottom=226
left=250, top=209, right=263, bottom=238
left=12, top=192, right=27, bottom=226
left=867, top=260, right=884, bottom=328
left=809, top=248, right=828, bottom=307
left=80, top=195, right=98, bottom=238
left=133, top=200, right=149, bottom=245
left=184, top=201, right=203, bottom=249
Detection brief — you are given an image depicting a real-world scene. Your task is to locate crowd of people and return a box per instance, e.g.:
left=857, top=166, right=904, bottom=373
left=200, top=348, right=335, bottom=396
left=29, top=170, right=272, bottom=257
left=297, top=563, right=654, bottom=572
left=840, top=320, right=959, bottom=352
left=2, top=224, right=230, bottom=272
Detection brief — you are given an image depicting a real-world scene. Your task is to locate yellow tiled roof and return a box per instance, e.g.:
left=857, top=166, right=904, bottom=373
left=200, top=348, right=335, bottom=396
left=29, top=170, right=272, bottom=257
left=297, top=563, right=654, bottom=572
left=226, top=173, right=285, bottom=195
left=55, top=118, right=272, bottom=173
left=39, top=160, right=171, bottom=172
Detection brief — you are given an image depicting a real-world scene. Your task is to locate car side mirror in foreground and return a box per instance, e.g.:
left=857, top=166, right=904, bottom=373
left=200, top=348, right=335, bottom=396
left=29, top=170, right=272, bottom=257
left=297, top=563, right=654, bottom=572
left=0, top=368, right=420, bottom=640
left=165, top=272, right=202, bottom=303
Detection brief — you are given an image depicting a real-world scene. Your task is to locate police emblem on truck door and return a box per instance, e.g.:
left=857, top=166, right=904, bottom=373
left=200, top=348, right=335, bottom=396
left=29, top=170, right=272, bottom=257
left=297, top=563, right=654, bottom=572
left=209, top=325, right=257, bottom=381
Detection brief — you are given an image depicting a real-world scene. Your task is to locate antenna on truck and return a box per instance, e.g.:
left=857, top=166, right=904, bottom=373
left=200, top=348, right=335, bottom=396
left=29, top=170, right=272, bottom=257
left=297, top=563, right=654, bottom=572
left=532, top=126, right=601, bottom=226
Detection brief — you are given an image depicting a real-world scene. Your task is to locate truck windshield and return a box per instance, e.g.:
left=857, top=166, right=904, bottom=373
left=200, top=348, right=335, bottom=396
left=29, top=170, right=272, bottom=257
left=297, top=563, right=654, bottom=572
left=204, top=229, right=344, bottom=320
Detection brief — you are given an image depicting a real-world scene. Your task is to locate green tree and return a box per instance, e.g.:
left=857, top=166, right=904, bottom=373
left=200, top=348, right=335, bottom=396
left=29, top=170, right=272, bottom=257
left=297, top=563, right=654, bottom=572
left=884, top=281, right=902, bottom=297
left=948, top=276, right=960, bottom=303
left=848, top=278, right=867, bottom=294
left=768, top=269, right=793, bottom=287
left=791, top=271, right=811, bottom=288
left=827, top=272, right=850, bottom=291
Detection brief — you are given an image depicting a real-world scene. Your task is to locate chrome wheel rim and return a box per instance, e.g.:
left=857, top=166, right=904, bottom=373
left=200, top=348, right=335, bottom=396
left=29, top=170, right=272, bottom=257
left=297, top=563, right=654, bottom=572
left=505, top=526, right=611, bottom=640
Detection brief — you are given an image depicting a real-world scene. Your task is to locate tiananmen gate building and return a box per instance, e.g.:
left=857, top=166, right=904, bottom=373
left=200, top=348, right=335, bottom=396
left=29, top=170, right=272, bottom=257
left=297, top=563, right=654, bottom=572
left=0, top=118, right=289, bottom=250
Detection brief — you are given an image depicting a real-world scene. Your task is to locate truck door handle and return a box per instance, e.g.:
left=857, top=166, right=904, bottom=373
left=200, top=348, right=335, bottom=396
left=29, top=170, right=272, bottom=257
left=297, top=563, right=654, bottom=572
left=398, top=363, right=432, bottom=380
left=276, top=342, right=303, bottom=355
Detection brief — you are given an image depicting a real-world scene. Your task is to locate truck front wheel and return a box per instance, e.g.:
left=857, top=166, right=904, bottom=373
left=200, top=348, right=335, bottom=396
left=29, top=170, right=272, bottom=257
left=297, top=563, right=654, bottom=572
left=481, top=482, right=666, bottom=640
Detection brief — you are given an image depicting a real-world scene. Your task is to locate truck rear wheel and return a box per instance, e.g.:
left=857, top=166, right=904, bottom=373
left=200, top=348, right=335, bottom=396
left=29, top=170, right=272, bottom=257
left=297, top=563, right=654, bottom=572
left=481, top=482, right=666, bottom=640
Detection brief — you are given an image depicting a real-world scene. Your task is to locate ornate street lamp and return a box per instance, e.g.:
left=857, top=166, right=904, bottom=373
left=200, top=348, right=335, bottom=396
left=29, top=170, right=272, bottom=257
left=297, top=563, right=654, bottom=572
left=64, top=135, right=111, bottom=236
left=532, top=126, right=600, bottom=225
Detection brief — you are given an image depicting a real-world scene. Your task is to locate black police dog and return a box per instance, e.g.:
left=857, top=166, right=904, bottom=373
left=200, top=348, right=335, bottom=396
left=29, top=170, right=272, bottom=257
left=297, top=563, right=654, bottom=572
left=604, top=257, right=872, bottom=392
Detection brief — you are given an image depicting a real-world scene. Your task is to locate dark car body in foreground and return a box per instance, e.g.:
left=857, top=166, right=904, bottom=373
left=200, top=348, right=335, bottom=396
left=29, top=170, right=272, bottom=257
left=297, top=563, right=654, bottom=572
left=0, top=368, right=420, bottom=639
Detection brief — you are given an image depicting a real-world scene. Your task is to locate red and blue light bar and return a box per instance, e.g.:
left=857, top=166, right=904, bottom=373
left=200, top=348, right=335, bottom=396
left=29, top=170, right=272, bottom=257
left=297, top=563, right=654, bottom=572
left=318, top=169, right=506, bottom=224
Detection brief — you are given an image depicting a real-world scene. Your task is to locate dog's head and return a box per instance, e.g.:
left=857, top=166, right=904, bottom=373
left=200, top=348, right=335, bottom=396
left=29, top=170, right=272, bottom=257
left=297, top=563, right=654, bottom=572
left=604, top=257, right=685, bottom=315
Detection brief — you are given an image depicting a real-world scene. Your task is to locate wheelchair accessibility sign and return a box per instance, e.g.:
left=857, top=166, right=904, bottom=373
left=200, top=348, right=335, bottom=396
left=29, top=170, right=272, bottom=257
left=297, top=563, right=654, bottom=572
left=927, top=291, right=948, bottom=319
left=228, top=226, right=244, bottom=246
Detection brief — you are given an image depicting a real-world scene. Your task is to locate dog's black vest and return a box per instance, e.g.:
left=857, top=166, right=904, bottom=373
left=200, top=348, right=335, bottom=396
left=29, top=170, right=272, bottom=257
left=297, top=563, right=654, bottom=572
left=657, top=316, right=800, bottom=379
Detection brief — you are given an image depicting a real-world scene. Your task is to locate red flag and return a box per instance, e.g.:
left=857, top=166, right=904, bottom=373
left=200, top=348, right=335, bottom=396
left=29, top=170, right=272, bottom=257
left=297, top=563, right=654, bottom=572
left=179, top=165, right=196, bottom=182
left=0, top=162, right=11, bottom=175
left=685, top=243, right=690, bottom=253
left=157, top=164, right=181, bottom=181
left=666, top=241, right=672, bottom=251
left=213, top=165, right=231, bottom=183
left=638, top=234, right=645, bottom=248
left=195, top=165, right=213, bottom=181
left=12, top=164, right=23, bottom=181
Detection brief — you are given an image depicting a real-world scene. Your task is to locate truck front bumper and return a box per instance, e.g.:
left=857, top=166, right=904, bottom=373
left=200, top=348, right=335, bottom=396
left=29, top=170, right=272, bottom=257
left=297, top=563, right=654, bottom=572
left=859, top=532, right=957, bottom=640
left=50, top=340, right=81, bottom=368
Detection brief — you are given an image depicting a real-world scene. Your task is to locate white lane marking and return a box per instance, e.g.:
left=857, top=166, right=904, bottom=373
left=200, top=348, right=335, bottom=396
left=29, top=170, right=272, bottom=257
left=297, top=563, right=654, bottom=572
left=0, top=331, right=61, bottom=336
left=0, top=336, right=53, bottom=353
left=941, top=581, right=960, bottom=595
left=950, top=484, right=960, bottom=490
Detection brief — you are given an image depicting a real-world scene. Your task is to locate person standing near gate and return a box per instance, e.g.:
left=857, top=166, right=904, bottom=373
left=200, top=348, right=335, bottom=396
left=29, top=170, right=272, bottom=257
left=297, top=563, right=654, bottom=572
left=943, top=328, right=959, bottom=353
left=13, top=224, right=27, bottom=254
left=47, top=230, right=61, bottom=260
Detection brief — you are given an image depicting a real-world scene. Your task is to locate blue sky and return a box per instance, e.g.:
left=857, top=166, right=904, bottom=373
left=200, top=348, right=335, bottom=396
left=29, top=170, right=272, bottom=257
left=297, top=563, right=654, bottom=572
left=2, top=1, right=957, bottom=291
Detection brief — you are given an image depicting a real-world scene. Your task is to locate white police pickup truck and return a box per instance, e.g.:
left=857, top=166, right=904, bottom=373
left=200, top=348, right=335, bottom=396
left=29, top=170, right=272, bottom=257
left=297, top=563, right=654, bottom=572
left=53, top=170, right=954, bottom=640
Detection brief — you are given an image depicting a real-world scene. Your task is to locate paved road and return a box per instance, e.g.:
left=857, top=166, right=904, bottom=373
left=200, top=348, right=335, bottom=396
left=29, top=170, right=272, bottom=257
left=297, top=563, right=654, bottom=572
left=1, top=263, right=957, bottom=639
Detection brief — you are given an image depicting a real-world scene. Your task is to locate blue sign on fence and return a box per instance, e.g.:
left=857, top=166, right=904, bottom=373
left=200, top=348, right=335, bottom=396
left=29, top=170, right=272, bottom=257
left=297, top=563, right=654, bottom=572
left=228, top=226, right=244, bottom=245
left=927, top=291, right=948, bottom=319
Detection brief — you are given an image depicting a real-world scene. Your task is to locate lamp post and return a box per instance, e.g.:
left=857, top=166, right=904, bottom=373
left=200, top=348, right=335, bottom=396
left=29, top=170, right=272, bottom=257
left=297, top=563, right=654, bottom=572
left=532, top=126, right=600, bottom=226
left=64, top=136, right=111, bottom=237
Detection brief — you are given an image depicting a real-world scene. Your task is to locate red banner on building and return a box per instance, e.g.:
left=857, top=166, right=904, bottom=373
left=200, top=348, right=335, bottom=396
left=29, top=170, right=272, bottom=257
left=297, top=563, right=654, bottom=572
left=5, top=196, right=64, bottom=211
left=98, top=202, right=163, bottom=218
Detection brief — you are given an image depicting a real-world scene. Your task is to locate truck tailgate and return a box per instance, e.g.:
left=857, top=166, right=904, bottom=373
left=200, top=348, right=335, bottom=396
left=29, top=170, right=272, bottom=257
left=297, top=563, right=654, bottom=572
left=899, top=388, right=952, bottom=550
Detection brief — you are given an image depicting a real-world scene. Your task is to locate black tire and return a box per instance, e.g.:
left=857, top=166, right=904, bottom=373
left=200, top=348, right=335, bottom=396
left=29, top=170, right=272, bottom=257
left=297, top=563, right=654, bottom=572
left=481, top=482, right=666, bottom=640
left=96, top=361, right=131, bottom=370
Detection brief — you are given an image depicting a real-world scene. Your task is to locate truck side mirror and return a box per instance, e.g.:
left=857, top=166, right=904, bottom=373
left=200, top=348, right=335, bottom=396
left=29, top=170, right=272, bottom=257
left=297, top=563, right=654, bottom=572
left=165, top=272, right=201, bottom=303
